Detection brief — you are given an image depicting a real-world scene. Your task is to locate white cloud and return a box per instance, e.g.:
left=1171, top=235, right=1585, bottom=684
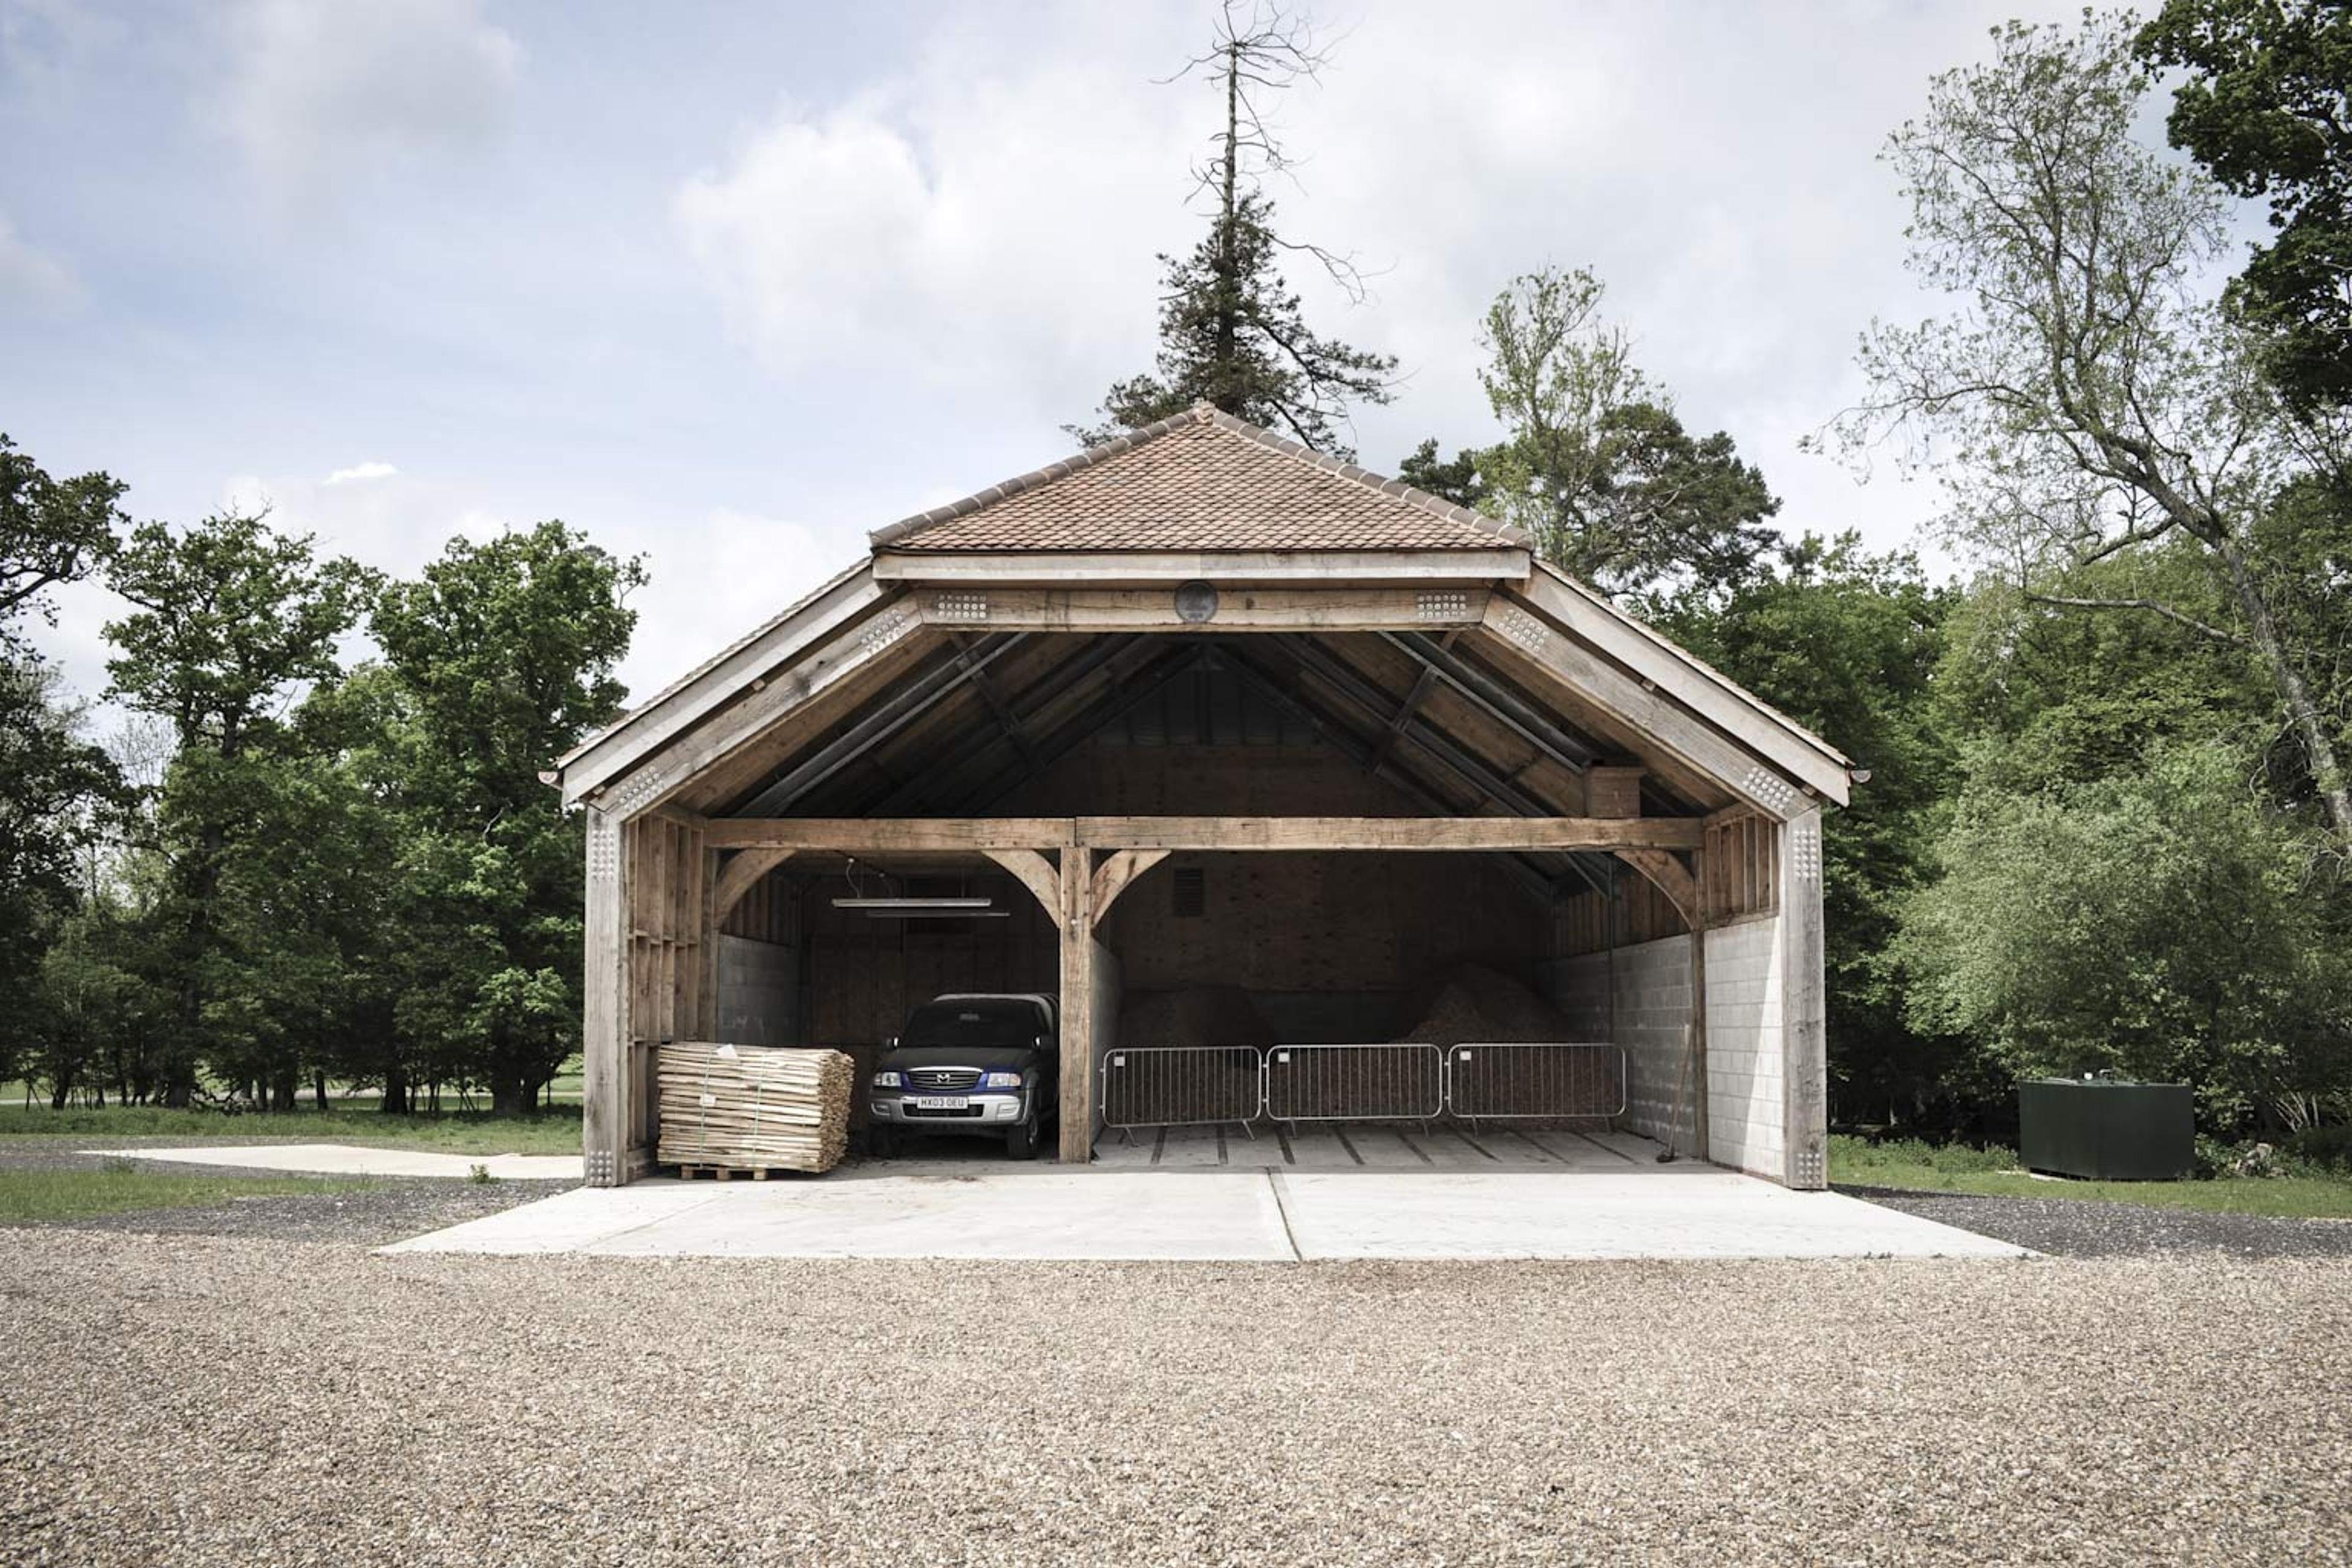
left=0, top=211, right=84, bottom=314
left=324, top=461, right=398, bottom=484
left=674, top=10, right=1199, bottom=417
left=222, top=0, right=519, bottom=194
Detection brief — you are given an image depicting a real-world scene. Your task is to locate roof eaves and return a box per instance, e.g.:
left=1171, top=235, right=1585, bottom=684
left=1529, top=558, right=1853, bottom=771
left=556, top=556, right=875, bottom=772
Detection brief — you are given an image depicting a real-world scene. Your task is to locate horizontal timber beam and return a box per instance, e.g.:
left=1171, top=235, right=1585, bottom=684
left=703, top=818, right=1076, bottom=851
left=878, top=548, right=1528, bottom=585
left=701, top=816, right=1704, bottom=853
left=911, top=586, right=1489, bottom=632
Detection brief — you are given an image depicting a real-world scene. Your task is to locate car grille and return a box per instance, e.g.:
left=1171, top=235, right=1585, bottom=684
left=907, top=1068, right=982, bottom=1091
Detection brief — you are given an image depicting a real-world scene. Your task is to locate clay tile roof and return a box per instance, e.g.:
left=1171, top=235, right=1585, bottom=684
left=869, top=405, right=1528, bottom=554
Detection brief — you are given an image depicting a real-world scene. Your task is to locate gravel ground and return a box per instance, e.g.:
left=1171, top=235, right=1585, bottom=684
left=2, top=1234, right=2346, bottom=1567
left=30, top=1178, right=577, bottom=1246
left=0, top=1138, right=575, bottom=1246
left=1846, top=1184, right=2352, bottom=1259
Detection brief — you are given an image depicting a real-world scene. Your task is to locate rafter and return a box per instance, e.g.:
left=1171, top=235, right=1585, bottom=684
left=861, top=634, right=1138, bottom=816
left=729, top=633, right=1025, bottom=816
left=1379, top=629, right=1601, bottom=773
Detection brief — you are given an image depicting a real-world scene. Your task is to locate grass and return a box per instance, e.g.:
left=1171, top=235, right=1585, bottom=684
left=0, top=1166, right=375, bottom=1224
left=0, top=1102, right=582, bottom=1155
left=1832, top=1134, right=2352, bottom=1219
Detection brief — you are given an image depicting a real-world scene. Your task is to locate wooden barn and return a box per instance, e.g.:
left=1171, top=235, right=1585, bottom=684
left=554, top=406, right=1854, bottom=1187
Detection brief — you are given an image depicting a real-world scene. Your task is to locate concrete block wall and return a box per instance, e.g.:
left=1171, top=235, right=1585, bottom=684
left=1542, top=916, right=1790, bottom=1178
left=1701, top=917, right=1785, bottom=1178
left=1541, top=938, right=1695, bottom=1151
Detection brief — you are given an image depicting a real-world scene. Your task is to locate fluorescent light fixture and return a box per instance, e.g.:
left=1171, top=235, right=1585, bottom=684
left=831, top=897, right=995, bottom=911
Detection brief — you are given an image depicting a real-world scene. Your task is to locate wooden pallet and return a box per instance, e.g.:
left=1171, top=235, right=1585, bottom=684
left=669, top=1164, right=805, bottom=1182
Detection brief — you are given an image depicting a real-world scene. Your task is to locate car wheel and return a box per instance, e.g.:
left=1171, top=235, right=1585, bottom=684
left=868, top=1124, right=900, bottom=1159
left=1006, top=1118, right=1039, bottom=1160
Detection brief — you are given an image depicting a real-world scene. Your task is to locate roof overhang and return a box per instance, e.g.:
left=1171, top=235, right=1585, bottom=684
left=875, top=546, right=1531, bottom=585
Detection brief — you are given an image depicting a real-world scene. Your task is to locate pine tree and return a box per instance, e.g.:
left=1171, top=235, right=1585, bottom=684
left=1079, top=2, right=1394, bottom=455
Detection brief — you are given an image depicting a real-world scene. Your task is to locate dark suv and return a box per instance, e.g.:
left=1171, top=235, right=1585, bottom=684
left=865, top=993, right=1058, bottom=1159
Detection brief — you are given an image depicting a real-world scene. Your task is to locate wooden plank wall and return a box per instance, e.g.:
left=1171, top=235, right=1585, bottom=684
left=1552, top=873, right=1687, bottom=957
left=625, top=815, right=707, bottom=1153
left=1703, top=812, right=1781, bottom=924
left=1550, top=815, right=1781, bottom=959
left=719, top=870, right=794, bottom=944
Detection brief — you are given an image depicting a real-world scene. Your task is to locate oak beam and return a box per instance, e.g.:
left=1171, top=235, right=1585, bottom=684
left=1477, top=596, right=1808, bottom=820
left=701, top=815, right=1702, bottom=853
left=982, top=848, right=1063, bottom=915
left=933, top=586, right=1489, bottom=632
left=1071, top=816, right=1702, bottom=851
left=581, top=807, right=628, bottom=1188
left=732, top=633, right=1025, bottom=816
left=702, top=818, right=1076, bottom=851
left=880, top=548, right=1527, bottom=584
left=1057, top=848, right=1097, bottom=1164
left=1614, top=848, right=1700, bottom=922
left=711, top=848, right=794, bottom=924
left=1779, top=807, right=1830, bottom=1189
left=1378, top=629, right=1600, bottom=772
left=1090, top=848, right=1171, bottom=918
left=1214, top=644, right=1577, bottom=901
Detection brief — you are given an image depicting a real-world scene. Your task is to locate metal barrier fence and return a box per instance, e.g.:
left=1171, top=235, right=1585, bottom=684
left=1445, top=1043, right=1626, bottom=1120
left=1101, top=1047, right=1264, bottom=1130
left=1099, top=1041, right=1623, bottom=1129
left=1265, top=1044, right=1446, bottom=1122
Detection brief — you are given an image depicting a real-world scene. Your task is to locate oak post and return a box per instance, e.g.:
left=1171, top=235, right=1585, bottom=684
left=1057, top=847, right=1096, bottom=1164
left=1779, top=808, right=1829, bottom=1188
left=581, top=806, right=629, bottom=1187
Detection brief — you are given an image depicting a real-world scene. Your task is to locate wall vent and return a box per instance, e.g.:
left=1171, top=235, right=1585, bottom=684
left=1170, top=865, right=1205, bottom=918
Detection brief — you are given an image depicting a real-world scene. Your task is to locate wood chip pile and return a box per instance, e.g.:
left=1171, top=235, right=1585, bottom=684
left=655, top=1042, right=853, bottom=1174
left=1394, top=964, right=1577, bottom=1047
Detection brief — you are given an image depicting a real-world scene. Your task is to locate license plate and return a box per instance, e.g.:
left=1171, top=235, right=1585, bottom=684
left=911, top=1096, right=970, bottom=1110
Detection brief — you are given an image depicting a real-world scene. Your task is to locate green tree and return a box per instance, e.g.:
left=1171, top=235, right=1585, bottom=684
left=0, top=433, right=124, bottom=644
left=1395, top=440, right=1487, bottom=511
left=370, top=522, right=643, bottom=1115
left=1827, top=13, right=2352, bottom=845
left=2138, top=0, right=2352, bottom=409
left=0, top=657, right=123, bottom=1087
left=1079, top=1, right=1394, bottom=453
left=1902, top=738, right=2350, bottom=1131
left=1407, top=266, right=1781, bottom=599
left=103, top=514, right=372, bottom=1103
left=1647, top=535, right=1964, bottom=1128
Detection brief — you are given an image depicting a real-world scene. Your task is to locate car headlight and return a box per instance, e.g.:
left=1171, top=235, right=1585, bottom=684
left=981, top=1070, right=1023, bottom=1090
left=872, top=1071, right=902, bottom=1088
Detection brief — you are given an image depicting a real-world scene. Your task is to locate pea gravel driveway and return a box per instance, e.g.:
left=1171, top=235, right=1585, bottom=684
left=2, top=1231, right=2346, bottom=1567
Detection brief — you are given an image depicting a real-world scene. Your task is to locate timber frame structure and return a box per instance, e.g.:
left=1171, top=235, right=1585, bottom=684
left=555, top=405, right=1853, bottom=1188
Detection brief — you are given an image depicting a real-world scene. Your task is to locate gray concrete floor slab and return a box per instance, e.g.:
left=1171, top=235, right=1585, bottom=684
left=385, top=1157, right=2027, bottom=1261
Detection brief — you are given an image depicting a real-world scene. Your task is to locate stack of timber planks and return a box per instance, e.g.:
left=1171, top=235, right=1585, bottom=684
left=655, top=1042, right=853, bottom=1175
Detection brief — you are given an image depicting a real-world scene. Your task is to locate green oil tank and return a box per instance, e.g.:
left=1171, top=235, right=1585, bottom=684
left=2018, top=1077, right=2195, bottom=1180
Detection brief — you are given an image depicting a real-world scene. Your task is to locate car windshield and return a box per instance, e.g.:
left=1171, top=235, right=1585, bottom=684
left=899, top=1001, right=1042, bottom=1049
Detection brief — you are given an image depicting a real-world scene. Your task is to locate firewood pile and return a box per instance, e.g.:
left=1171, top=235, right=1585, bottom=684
left=655, top=1042, right=853, bottom=1174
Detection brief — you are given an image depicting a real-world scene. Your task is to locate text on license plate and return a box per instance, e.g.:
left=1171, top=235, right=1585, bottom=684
left=911, top=1096, right=970, bottom=1110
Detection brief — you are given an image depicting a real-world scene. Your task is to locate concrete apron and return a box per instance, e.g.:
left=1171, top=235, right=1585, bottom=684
left=381, top=1167, right=2029, bottom=1262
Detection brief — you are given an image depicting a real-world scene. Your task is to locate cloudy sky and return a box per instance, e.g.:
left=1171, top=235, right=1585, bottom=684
left=2, top=0, right=2104, bottom=714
